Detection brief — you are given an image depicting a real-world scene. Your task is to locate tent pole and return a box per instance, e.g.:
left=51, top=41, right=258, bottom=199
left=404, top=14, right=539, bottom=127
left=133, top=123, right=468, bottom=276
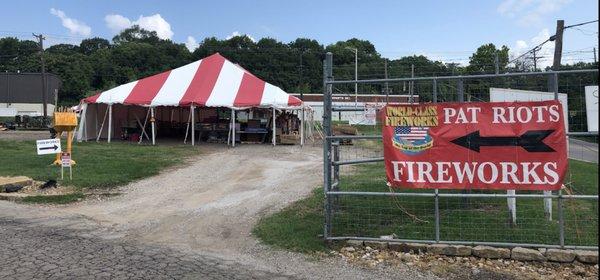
left=76, top=103, right=87, bottom=142
left=107, top=104, right=113, bottom=143
left=191, top=105, right=195, bottom=146
left=300, top=106, right=305, bottom=147
left=232, top=108, right=236, bottom=147
left=150, top=107, right=156, bottom=145
left=272, top=107, right=276, bottom=146
left=96, top=106, right=110, bottom=142
left=184, top=107, right=192, bottom=144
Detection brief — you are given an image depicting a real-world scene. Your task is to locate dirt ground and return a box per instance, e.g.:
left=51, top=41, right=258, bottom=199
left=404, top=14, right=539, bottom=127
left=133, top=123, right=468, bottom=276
left=0, top=130, right=51, bottom=141
left=66, top=144, right=322, bottom=253
left=0, top=143, right=436, bottom=279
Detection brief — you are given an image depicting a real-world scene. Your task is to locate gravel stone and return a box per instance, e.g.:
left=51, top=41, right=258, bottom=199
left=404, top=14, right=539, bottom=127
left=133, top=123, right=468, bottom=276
left=427, top=244, right=472, bottom=256
left=575, top=250, right=599, bottom=264
left=472, top=246, right=510, bottom=259
left=546, top=249, right=576, bottom=263
left=511, top=247, right=546, bottom=262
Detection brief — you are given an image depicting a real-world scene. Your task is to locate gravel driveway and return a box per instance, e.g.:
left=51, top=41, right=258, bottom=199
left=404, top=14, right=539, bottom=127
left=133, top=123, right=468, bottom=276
left=0, top=144, right=436, bottom=280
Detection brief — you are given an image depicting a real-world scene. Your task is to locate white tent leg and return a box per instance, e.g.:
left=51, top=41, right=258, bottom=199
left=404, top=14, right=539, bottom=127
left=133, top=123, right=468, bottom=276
left=232, top=109, right=236, bottom=147
left=96, top=105, right=109, bottom=142
left=184, top=108, right=192, bottom=144
left=191, top=105, right=195, bottom=146
left=107, top=104, right=113, bottom=143
left=272, top=107, right=276, bottom=146
left=300, top=106, right=305, bottom=147
left=150, top=107, right=156, bottom=145
left=76, top=103, right=87, bottom=142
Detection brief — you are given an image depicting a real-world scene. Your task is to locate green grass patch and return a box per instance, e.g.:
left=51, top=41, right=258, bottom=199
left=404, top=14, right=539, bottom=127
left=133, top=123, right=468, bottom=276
left=253, top=188, right=327, bottom=253
left=0, top=140, right=200, bottom=190
left=254, top=159, right=598, bottom=253
left=21, top=193, right=85, bottom=204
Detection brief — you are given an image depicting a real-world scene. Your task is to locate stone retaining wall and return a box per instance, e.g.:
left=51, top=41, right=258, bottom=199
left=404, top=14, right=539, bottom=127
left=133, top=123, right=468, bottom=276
left=344, top=240, right=598, bottom=264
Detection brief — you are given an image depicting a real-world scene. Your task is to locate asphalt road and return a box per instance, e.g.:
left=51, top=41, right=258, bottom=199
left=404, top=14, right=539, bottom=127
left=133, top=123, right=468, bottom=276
left=569, top=138, right=598, bottom=163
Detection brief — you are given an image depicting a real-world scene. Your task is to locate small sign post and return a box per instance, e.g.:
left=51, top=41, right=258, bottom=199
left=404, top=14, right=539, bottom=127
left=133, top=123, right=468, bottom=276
left=60, top=152, right=72, bottom=180
left=36, top=139, right=61, bottom=155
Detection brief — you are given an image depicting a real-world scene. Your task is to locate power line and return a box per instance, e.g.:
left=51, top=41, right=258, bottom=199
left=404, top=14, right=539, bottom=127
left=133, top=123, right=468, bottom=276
left=564, top=19, right=599, bottom=29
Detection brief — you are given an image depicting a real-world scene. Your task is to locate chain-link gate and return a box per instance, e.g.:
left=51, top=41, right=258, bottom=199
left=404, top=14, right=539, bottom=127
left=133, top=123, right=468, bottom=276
left=322, top=52, right=598, bottom=250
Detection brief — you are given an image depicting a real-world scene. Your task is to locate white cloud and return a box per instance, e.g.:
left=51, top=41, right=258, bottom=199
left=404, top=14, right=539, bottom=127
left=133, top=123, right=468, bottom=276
left=510, top=28, right=555, bottom=69
left=185, top=36, right=198, bottom=51
left=104, top=13, right=174, bottom=40
left=104, top=14, right=132, bottom=33
left=226, top=31, right=256, bottom=42
left=497, top=0, right=572, bottom=26
left=49, top=8, right=91, bottom=37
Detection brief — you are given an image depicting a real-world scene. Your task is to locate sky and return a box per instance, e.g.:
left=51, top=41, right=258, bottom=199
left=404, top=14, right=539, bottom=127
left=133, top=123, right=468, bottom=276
left=1, top=0, right=598, bottom=68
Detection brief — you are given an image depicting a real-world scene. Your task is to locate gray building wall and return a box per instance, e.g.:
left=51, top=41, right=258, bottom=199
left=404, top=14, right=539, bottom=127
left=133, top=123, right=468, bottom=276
left=0, top=73, right=61, bottom=116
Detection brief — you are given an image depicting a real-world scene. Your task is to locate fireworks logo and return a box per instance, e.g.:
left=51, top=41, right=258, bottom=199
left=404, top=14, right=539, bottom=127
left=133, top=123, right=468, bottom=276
left=392, top=126, right=434, bottom=155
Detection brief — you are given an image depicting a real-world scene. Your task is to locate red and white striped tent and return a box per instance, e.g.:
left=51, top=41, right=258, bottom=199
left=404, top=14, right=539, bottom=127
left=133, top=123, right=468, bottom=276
left=76, top=53, right=305, bottom=146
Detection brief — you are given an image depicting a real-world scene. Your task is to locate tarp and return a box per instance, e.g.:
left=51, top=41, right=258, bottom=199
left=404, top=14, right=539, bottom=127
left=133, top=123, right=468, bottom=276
left=82, top=53, right=302, bottom=109
left=383, top=100, right=567, bottom=191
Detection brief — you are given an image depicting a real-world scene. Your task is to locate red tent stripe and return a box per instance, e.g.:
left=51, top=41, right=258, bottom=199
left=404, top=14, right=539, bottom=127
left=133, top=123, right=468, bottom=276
left=233, top=73, right=266, bottom=107
left=287, top=95, right=302, bottom=107
left=83, top=92, right=101, bottom=103
left=179, top=54, right=226, bottom=106
left=124, top=71, right=171, bottom=105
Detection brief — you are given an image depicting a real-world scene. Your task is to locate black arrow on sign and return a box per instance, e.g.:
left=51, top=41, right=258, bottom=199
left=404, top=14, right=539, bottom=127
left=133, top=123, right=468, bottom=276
left=40, top=145, right=59, bottom=151
left=450, top=130, right=555, bottom=153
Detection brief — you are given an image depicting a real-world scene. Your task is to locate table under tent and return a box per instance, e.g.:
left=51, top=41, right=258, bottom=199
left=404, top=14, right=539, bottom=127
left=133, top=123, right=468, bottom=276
left=75, top=53, right=308, bottom=146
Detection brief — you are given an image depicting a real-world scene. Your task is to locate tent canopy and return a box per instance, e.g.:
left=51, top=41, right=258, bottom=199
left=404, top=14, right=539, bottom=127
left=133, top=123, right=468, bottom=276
left=83, top=53, right=302, bottom=109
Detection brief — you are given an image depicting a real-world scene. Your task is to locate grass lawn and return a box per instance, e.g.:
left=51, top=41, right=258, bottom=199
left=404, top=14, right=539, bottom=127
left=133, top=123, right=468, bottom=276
left=0, top=140, right=201, bottom=190
left=21, top=193, right=86, bottom=204
left=254, top=159, right=598, bottom=253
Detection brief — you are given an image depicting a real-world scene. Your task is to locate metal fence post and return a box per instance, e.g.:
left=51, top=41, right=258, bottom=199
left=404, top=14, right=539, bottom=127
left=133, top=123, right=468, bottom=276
left=432, top=78, right=437, bottom=103
left=435, top=189, right=440, bottom=243
left=433, top=78, right=440, bottom=243
left=457, top=78, right=464, bottom=102
left=558, top=190, right=565, bottom=248
left=333, top=141, right=340, bottom=187
left=323, top=52, right=333, bottom=240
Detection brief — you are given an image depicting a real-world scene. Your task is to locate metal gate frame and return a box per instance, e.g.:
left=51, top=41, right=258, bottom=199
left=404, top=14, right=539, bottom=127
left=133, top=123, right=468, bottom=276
left=321, top=52, right=599, bottom=250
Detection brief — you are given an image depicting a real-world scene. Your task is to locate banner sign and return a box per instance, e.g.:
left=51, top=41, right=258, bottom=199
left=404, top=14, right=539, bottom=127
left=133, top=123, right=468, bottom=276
left=383, top=100, right=567, bottom=190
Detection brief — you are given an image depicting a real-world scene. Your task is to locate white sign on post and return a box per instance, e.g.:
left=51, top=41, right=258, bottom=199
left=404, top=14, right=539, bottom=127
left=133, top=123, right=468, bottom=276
left=585, top=86, right=598, bottom=132
left=36, top=139, right=62, bottom=155
left=60, top=152, right=72, bottom=180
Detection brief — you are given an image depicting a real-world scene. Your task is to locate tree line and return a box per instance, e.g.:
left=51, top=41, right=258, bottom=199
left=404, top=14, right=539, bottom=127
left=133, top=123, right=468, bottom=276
left=0, top=25, right=596, bottom=128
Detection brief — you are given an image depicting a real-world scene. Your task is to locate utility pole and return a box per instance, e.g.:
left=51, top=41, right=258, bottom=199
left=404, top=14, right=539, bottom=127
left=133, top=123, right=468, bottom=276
left=33, top=33, right=48, bottom=121
left=494, top=52, right=499, bottom=74
left=532, top=47, right=538, bottom=70
left=594, top=47, right=597, bottom=64
left=384, top=60, right=389, bottom=103
left=409, top=64, right=414, bottom=103
left=345, top=47, right=358, bottom=107
left=551, top=20, right=565, bottom=70
left=299, top=50, right=303, bottom=100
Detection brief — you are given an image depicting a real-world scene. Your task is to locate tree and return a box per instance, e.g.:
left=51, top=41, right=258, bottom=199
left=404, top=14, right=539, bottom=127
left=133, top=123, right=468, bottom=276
left=466, top=43, right=509, bottom=74
left=79, top=37, right=110, bottom=55
left=112, top=25, right=161, bottom=45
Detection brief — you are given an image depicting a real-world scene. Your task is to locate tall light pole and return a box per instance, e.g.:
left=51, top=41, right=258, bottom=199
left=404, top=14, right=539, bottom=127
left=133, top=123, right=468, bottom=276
left=345, top=47, right=358, bottom=107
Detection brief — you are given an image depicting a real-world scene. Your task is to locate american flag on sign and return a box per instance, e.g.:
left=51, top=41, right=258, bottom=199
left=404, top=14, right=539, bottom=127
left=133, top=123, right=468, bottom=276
left=395, top=126, right=429, bottom=140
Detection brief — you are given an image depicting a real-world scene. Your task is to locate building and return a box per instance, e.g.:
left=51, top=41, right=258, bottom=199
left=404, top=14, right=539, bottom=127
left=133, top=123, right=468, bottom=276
left=0, top=73, right=61, bottom=117
left=292, top=93, right=417, bottom=124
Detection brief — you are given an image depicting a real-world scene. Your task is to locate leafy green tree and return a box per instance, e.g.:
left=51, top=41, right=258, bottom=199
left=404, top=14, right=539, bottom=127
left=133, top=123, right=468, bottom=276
left=466, top=43, right=509, bottom=74
left=79, top=37, right=110, bottom=55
